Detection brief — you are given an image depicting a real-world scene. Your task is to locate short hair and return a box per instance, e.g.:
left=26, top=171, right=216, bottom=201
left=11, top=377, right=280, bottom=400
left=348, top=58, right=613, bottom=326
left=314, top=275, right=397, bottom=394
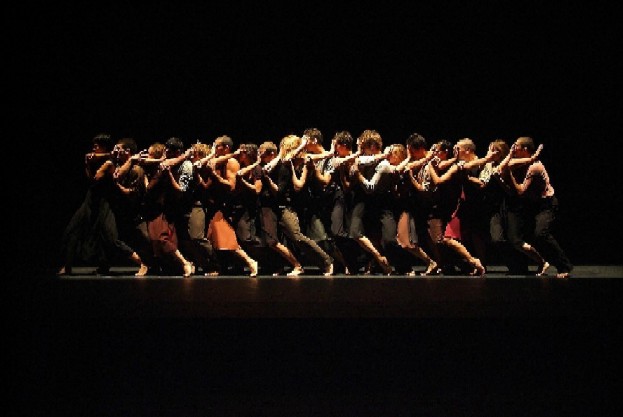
left=93, top=133, right=114, bottom=152
left=258, top=141, right=278, bottom=154
left=303, top=127, right=323, bottom=145
left=332, top=131, right=353, bottom=149
left=456, top=138, right=476, bottom=153
left=436, top=140, right=453, bottom=154
left=191, top=142, right=210, bottom=159
left=389, top=143, right=407, bottom=161
left=516, top=136, right=535, bottom=153
left=490, top=139, right=509, bottom=159
left=358, top=129, right=383, bottom=150
left=240, top=143, right=259, bottom=162
left=117, top=137, right=138, bottom=154
left=165, top=137, right=185, bottom=152
left=406, top=132, right=427, bottom=150
left=215, top=135, right=234, bottom=149
left=148, top=142, right=166, bottom=158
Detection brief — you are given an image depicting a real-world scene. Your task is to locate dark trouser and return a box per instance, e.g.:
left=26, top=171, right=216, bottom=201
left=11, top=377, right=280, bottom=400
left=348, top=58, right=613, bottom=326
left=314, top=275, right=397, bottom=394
left=528, top=196, right=573, bottom=274
left=506, top=202, right=537, bottom=274
left=491, top=208, right=529, bottom=274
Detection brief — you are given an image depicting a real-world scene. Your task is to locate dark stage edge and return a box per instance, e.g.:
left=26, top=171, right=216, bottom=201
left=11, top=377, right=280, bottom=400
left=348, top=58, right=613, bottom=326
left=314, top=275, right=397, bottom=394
left=16, top=266, right=622, bottom=416
left=25, top=265, right=623, bottom=319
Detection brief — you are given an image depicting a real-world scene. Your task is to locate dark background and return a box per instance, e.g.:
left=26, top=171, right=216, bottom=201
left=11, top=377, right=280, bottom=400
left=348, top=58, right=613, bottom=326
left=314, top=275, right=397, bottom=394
left=10, top=3, right=622, bottom=415
left=11, top=2, right=621, bottom=269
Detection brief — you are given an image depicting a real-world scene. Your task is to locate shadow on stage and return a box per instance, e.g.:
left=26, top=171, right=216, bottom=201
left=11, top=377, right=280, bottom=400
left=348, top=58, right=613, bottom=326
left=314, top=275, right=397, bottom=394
left=13, top=265, right=622, bottom=416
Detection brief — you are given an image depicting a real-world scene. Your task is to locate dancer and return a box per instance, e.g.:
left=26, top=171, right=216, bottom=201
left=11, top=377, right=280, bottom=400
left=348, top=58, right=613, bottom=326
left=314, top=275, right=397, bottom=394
left=505, top=137, right=573, bottom=278
left=347, top=130, right=393, bottom=275
left=299, top=128, right=349, bottom=273
left=58, top=133, right=149, bottom=276
left=184, top=141, right=220, bottom=275
left=109, top=137, right=152, bottom=276
left=140, top=139, right=195, bottom=276
left=199, top=135, right=258, bottom=276
left=423, top=139, right=486, bottom=276
left=257, top=140, right=307, bottom=276
left=261, top=134, right=334, bottom=276
left=395, top=133, right=438, bottom=275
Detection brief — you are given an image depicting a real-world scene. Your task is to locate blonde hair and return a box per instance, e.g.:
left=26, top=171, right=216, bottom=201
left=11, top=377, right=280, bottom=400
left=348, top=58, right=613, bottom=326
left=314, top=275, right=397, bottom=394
left=456, top=138, right=476, bottom=152
left=279, top=134, right=302, bottom=159
left=148, top=142, right=166, bottom=159
left=259, top=141, right=278, bottom=154
left=191, top=142, right=210, bottom=159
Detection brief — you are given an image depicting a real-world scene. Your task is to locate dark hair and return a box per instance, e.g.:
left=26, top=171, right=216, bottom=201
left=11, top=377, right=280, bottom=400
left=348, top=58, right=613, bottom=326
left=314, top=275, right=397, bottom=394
left=333, top=131, right=353, bottom=149
left=165, top=137, right=185, bottom=152
left=240, top=143, right=258, bottom=162
left=436, top=139, right=453, bottom=153
left=406, top=132, right=427, bottom=150
left=117, top=137, right=138, bottom=154
left=359, top=129, right=383, bottom=150
left=303, top=127, right=323, bottom=145
left=93, top=133, right=114, bottom=151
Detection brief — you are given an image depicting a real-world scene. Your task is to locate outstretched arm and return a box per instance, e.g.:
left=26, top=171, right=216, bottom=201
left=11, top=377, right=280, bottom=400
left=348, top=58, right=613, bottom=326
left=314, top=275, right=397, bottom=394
left=403, top=147, right=435, bottom=172
left=429, top=159, right=459, bottom=185
left=204, top=150, right=237, bottom=168
left=196, top=146, right=218, bottom=167
left=237, top=158, right=260, bottom=177
left=262, top=154, right=282, bottom=174
left=332, top=150, right=359, bottom=168
left=463, top=145, right=499, bottom=170
left=283, top=136, right=308, bottom=162
left=161, top=149, right=192, bottom=168
left=508, top=144, right=543, bottom=168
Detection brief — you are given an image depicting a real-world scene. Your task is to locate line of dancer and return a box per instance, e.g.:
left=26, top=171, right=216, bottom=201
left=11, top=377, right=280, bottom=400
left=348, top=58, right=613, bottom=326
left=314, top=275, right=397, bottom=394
left=57, top=130, right=573, bottom=278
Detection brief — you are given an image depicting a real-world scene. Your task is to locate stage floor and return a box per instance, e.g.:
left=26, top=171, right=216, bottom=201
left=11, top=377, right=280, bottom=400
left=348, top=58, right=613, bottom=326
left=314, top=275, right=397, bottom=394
left=54, top=264, right=623, bottom=278
left=24, top=265, right=623, bottom=319
left=15, top=265, right=623, bottom=416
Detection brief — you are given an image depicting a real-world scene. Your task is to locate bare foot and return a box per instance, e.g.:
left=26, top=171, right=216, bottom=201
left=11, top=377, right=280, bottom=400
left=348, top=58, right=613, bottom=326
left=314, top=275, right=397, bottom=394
left=536, top=261, right=551, bottom=276
left=135, top=264, right=149, bottom=277
left=57, top=266, right=70, bottom=276
left=422, top=261, right=439, bottom=276
left=556, top=272, right=570, bottom=279
left=204, top=271, right=219, bottom=277
left=323, top=263, right=334, bottom=277
left=183, top=262, right=194, bottom=277
left=287, top=266, right=304, bottom=277
left=249, top=260, right=258, bottom=277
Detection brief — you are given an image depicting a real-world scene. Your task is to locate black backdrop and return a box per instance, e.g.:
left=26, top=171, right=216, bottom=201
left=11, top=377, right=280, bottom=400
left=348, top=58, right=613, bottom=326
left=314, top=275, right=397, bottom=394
left=11, top=2, right=622, bottom=270
left=10, top=4, right=622, bottom=415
